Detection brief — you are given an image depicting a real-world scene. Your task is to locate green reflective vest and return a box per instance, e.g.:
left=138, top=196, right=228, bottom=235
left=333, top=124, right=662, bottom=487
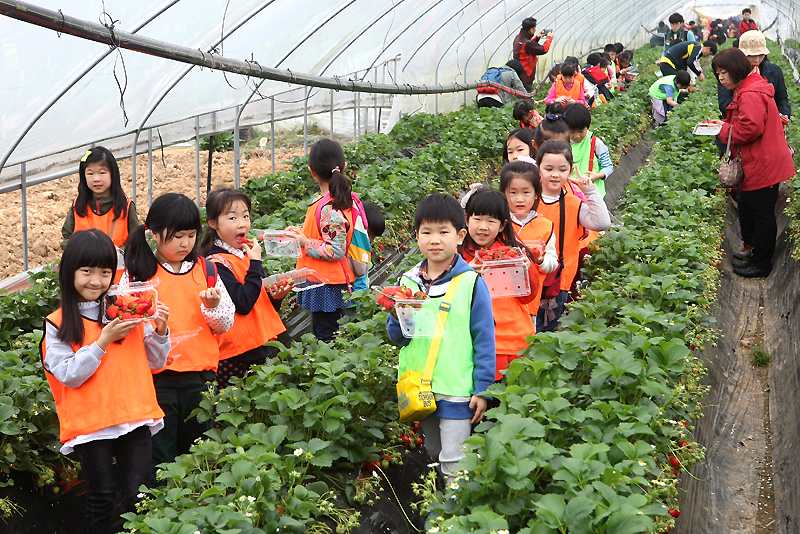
left=571, top=131, right=604, bottom=197
left=649, top=75, right=677, bottom=101
left=397, top=271, right=478, bottom=397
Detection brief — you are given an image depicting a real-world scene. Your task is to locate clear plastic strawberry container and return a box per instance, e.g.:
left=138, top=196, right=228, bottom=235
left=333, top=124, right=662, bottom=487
left=477, top=249, right=530, bottom=298
left=102, top=280, right=160, bottom=323
left=374, top=287, right=444, bottom=338
left=251, top=229, right=300, bottom=258
left=262, top=268, right=328, bottom=292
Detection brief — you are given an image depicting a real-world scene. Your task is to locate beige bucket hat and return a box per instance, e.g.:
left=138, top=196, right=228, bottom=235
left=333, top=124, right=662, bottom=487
left=739, top=30, right=770, bottom=55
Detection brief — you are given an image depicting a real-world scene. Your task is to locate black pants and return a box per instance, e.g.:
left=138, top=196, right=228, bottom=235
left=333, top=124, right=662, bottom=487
left=75, top=425, right=152, bottom=534
left=311, top=307, right=357, bottom=342
left=738, top=183, right=779, bottom=271
left=659, top=63, right=678, bottom=77
left=476, top=97, right=504, bottom=108
left=151, top=370, right=214, bottom=486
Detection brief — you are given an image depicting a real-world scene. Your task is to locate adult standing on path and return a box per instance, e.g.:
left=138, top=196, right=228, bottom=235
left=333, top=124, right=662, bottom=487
left=513, top=17, right=554, bottom=91
left=738, top=8, right=758, bottom=37
left=711, top=48, right=796, bottom=278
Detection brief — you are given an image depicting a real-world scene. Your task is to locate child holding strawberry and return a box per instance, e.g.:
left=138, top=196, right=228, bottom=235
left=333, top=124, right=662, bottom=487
left=43, top=229, right=170, bottom=533
left=200, top=188, right=290, bottom=389
left=460, top=189, right=540, bottom=380
left=499, top=160, right=559, bottom=318
left=122, top=192, right=235, bottom=485
left=384, top=193, right=495, bottom=483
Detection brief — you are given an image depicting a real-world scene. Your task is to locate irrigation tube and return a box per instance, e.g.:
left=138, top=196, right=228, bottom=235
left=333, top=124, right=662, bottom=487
left=0, top=0, right=515, bottom=97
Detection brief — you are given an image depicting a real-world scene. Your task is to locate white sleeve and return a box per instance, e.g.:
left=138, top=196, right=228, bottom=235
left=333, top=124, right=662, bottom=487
left=577, top=185, right=612, bottom=231
left=201, top=275, right=235, bottom=335
left=539, top=231, right=559, bottom=273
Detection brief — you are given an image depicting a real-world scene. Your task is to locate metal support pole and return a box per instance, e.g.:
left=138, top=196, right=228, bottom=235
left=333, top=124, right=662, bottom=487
left=353, top=93, right=357, bottom=143
left=303, top=88, right=309, bottom=156
left=270, top=97, right=275, bottom=174
left=374, top=68, right=379, bottom=134
left=147, top=129, right=153, bottom=207
left=356, top=91, right=361, bottom=141
left=435, top=69, right=439, bottom=114
left=21, top=162, right=28, bottom=271
left=330, top=89, right=334, bottom=140
left=131, top=132, right=138, bottom=205
left=234, top=105, right=241, bottom=189
left=195, top=116, right=200, bottom=206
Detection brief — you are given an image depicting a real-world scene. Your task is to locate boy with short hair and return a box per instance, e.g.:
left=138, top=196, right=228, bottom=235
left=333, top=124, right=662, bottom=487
left=649, top=70, right=691, bottom=126
left=386, top=194, right=495, bottom=482
left=563, top=103, right=614, bottom=197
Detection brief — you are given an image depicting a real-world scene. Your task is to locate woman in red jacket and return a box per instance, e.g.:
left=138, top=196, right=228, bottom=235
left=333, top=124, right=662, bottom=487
left=711, top=48, right=796, bottom=277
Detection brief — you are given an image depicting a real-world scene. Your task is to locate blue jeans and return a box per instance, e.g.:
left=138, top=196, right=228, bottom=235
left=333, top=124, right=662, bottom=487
left=75, top=425, right=152, bottom=534
left=536, top=290, right=569, bottom=333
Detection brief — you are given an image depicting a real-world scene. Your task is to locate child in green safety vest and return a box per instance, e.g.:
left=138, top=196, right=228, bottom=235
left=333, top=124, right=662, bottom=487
left=562, top=103, right=614, bottom=197
left=649, top=70, right=691, bottom=126
left=385, top=194, right=496, bottom=484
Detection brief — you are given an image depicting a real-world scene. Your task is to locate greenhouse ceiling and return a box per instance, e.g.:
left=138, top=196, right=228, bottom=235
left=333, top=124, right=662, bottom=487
left=0, top=0, right=794, bottom=177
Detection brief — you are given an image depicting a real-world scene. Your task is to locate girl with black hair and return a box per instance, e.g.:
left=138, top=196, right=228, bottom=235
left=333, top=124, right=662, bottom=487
left=503, top=128, right=538, bottom=164
left=460, top=188, right=540, bottom=380
left=499, top=161, right=559, bottom=317
left=122, top=192, right=235, bottom=484
left=61, top=146, right=140, bottom=279
left=43, top=229, right=169, bottom=534
left=200, top=188, right=289, bottom=389
left=287, top=139, right=362, bottom=342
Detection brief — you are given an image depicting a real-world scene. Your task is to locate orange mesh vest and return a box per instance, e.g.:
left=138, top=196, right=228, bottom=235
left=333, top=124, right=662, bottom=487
left=512, top=215, right=555, bottom=314
left=555, top=78, right=583, bottom=102
left=209, top=252, right=286, bottom=360
left=295, top=197, right=355, bottom=285
left=536, top=191, right=584, bottom=291
left=462, top=241, right=537, bottom=380
left=73, top=199, right=131, bottom=248
left=152, top=262, right=221, bottom=373
left=42, top=309, right=164, bottom=442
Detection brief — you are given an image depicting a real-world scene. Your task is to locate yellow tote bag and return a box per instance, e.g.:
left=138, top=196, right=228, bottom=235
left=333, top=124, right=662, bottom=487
left=397, top=274, right=463, bottom=423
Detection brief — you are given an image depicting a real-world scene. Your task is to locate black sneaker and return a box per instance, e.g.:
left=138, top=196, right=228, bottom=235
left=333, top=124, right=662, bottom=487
left=733, top=263, right=770, bottom=278
left=732, top=246, right=753, bottom=261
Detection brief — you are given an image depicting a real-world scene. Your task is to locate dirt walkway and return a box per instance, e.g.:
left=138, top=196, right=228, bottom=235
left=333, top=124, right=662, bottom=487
left=0, top=146, right=302, bottom=280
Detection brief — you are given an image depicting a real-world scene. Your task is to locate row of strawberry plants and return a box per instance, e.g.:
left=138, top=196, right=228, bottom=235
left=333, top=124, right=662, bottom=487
left=121, top=51, right=719, bottom=534
left=768, top=40, right=800, bottom=259
left=418, top=55, right=725, bottom=533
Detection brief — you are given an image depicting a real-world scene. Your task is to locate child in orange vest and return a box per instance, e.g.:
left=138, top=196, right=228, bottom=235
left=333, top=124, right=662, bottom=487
left=534, top=141, right=611, bottom=332
left=61, top=146, right=140, bottom=280
left=544, top=64, right=587, bottom=106
left=200, top=188, right=290, bottom=389
left=286, top=139, right=361, bottom=342
left=123, top=193, right=235, bottom=485
left=500, top=160, right=559, bottom=319
left=43, top=229, right=169, bottom=533
left=460, top=189, right=540, bottom=380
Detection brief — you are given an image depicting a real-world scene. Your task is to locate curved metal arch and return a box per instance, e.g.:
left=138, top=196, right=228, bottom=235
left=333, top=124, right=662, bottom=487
left=0, top=0, right=182, bottom=171
left=234, top=0, right=411, bottom=128
left=399, top=0, right=484, bottom=72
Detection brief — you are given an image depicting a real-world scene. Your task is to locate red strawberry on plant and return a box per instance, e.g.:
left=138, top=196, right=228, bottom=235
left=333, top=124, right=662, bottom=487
left=401, top=435, right=410, bottom=447
left=668, top=509, right=680, bottom=518
left=679, top=441, right=688, bottom=448
left=669, top=456, right=681, bottom=469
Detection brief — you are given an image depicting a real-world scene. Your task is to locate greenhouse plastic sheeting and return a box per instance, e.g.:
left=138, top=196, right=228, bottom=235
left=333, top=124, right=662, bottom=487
left=1, top=0, right=795, bottom=185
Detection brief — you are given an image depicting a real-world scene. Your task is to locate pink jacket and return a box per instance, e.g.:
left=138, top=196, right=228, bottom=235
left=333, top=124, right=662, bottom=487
left=718, top=73, right=795, bottom=191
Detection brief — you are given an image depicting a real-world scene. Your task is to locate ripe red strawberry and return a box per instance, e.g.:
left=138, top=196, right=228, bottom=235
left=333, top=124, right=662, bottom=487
left=135, top=303, right=150, bottom=315
left=669, top=456, right=681, bottom=469
left=115, top=297, right=124, bottom=307
left=679, top=441, right=688, bottom=448
left=668, top=509, right=680, bottom=518
left=401, top=435, right=410, bottom=447
left=413, top=291, right=426, bottom=300
left=122, top=311, right=134, bottom=320
left=106, top=306, right=119, bottom=320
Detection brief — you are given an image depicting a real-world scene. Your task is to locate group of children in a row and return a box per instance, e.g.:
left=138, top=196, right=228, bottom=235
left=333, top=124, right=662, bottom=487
left=46, top=140, right=374, bottom=534
left=540, top=44, right=635, bottom=111
left=385, top=105, right=612, bottom=480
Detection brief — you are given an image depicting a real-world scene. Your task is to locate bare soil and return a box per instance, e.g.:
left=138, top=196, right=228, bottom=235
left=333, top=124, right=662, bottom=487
left=0, top=146, right=303, bottom=280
